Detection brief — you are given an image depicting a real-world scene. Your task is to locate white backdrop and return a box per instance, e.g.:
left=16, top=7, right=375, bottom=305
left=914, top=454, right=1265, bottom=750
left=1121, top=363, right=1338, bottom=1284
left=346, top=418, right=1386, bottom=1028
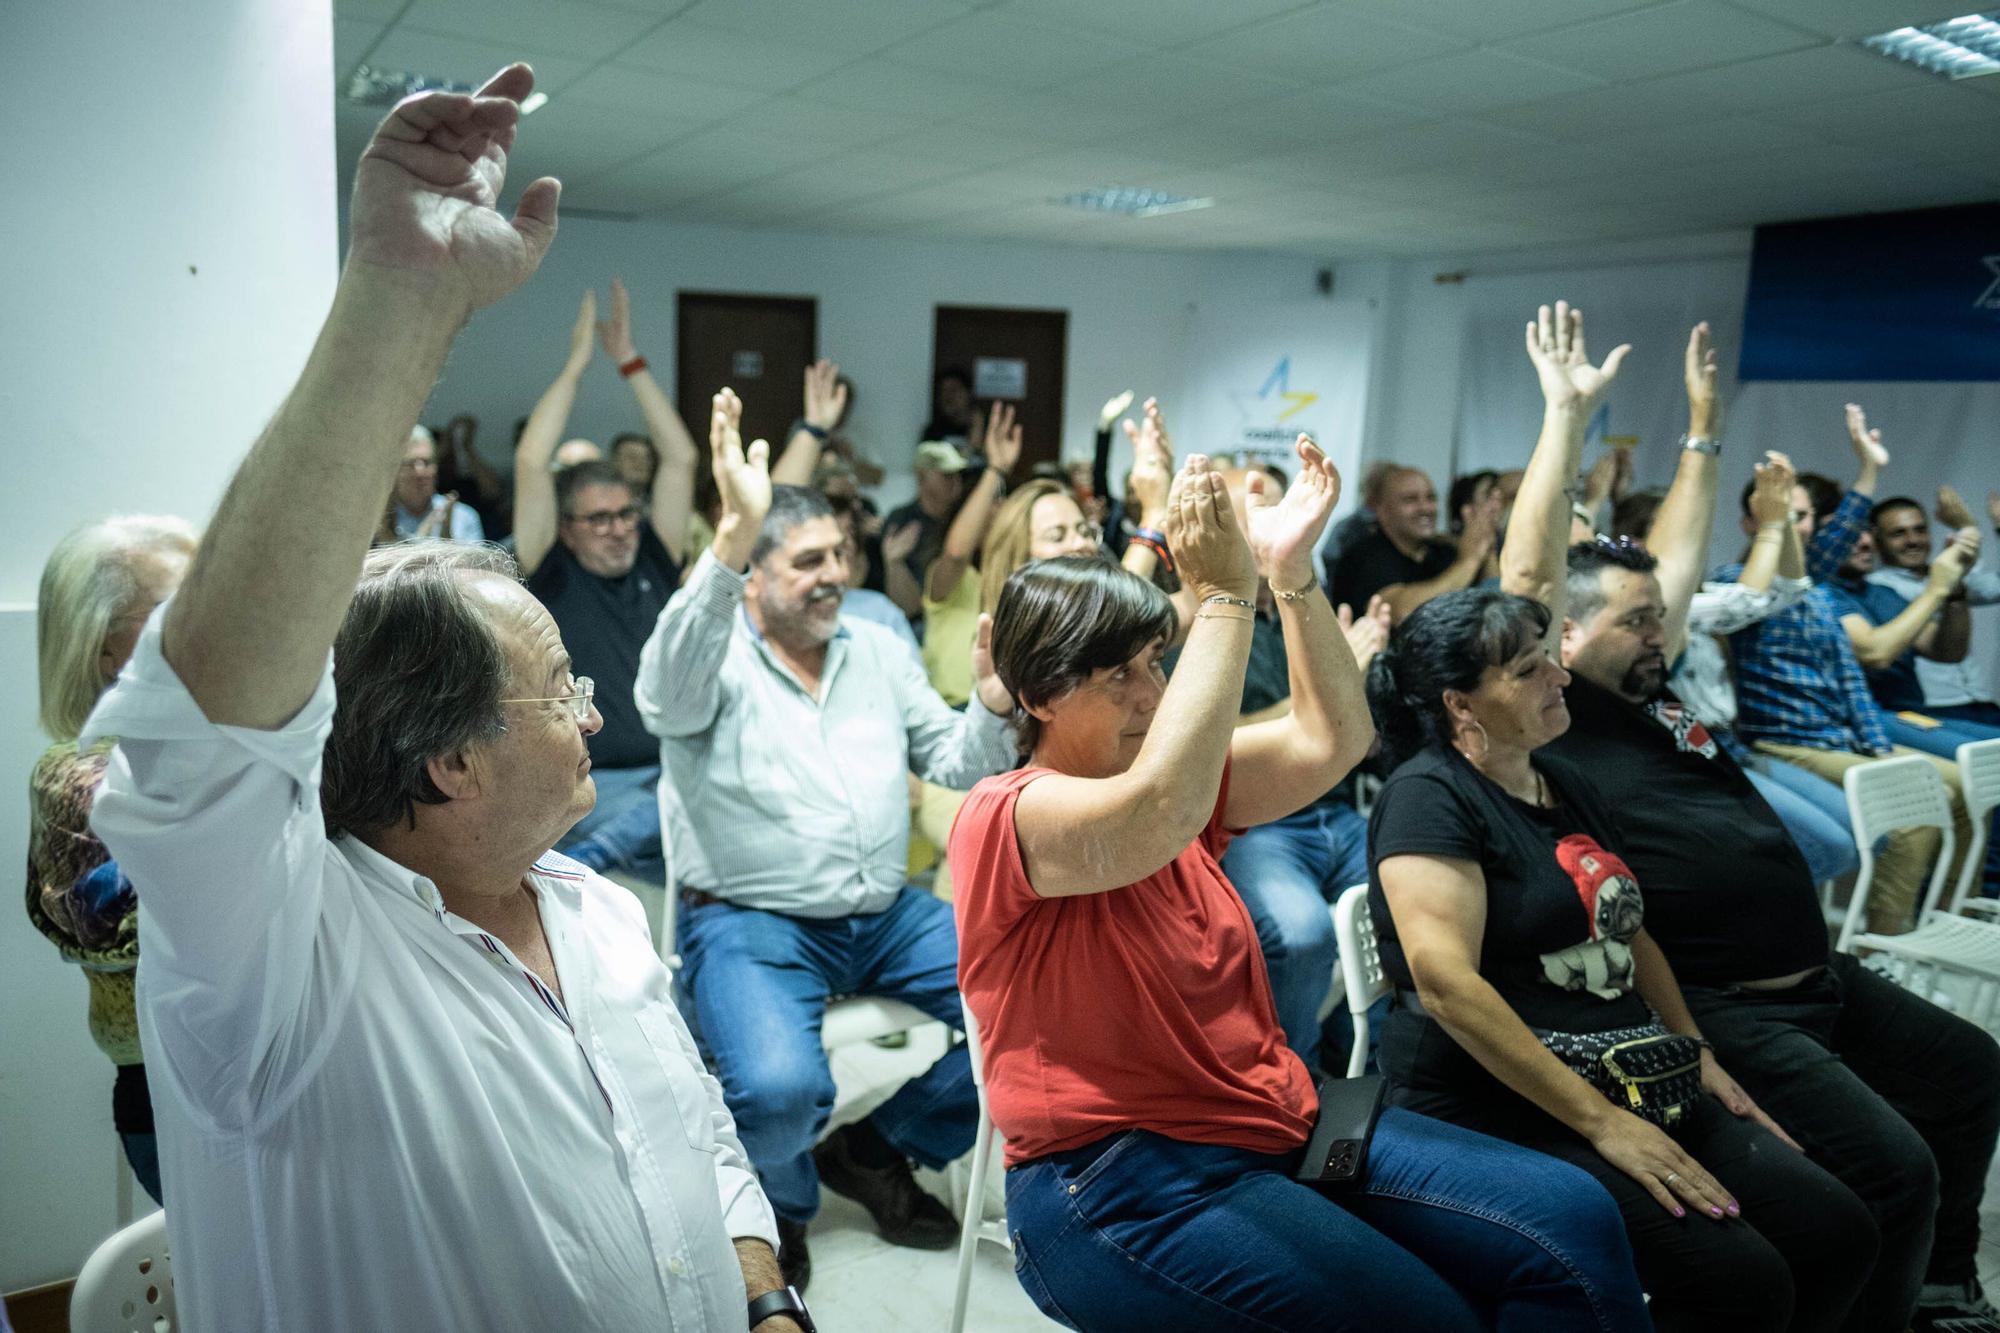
left=1181, top=298, right=1374, bottom=494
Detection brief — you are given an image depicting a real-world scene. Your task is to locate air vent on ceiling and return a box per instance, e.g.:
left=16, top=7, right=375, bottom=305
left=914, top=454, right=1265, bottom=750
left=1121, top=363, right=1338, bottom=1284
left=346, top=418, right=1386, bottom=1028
left=1054, top=187, right=1215, bottom=218
left=1863, top=12, right=2000, bottom=79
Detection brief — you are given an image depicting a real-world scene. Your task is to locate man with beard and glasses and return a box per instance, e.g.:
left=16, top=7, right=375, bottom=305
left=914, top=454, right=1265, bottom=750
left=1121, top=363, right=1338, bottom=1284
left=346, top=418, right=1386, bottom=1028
left=1505, top=321, right=2000, bottom=1333
left=637, top=390, right=1015, bottom=1293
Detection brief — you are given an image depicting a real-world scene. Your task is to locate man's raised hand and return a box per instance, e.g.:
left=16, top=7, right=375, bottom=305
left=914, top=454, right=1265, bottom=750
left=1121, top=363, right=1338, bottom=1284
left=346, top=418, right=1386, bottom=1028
left=1748, top=451, right=1797, bottom=527
left=349, top=64, right=559, bottom=317
left=803, top=359, right=848, bottom=431
left=1524, top=301, right=1630, bottom=415
left=567, top=289, right=598, bottom=375
left=1684, top=321, right=1721, bottom=438
left=1937, top=484, right=1976, bottom=532
left=710, top=388, right=772, bottom=536
left=1845, top=403, right=1890, bottom=470
left=595, top=278, right=637, bottom=364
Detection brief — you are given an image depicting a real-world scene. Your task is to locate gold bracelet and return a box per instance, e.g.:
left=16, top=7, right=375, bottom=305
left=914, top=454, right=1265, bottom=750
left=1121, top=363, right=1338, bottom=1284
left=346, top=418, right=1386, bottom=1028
left=1194, top=609, right=1255, bottom=624
left=1272, top=577, right=1318, bottom=602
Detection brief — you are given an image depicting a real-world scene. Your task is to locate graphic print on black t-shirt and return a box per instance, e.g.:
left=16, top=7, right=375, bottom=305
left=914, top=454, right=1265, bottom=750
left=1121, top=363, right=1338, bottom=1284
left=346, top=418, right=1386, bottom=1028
left=1643, top=697, right=1717, bottom=759
left=1541, top=835, right=1641, bottom=1000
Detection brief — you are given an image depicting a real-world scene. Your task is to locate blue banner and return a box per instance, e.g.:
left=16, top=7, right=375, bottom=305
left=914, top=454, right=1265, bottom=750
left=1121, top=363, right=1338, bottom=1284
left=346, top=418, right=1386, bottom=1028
left=1738, top=202, right=2000, bottom=381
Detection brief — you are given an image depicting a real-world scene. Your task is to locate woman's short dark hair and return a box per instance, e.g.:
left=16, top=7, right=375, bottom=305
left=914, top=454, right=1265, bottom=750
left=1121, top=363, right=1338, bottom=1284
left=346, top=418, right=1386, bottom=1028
left=989, top=556, right=1174, bottom=752
left=321, top=543, right=518, bottom=839
left=1365, top=586, right=1551, bottom=770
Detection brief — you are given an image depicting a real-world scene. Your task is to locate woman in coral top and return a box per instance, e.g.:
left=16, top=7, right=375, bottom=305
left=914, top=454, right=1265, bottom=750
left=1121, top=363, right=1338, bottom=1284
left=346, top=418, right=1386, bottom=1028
left=949, top=442, right=1649, bottom=1332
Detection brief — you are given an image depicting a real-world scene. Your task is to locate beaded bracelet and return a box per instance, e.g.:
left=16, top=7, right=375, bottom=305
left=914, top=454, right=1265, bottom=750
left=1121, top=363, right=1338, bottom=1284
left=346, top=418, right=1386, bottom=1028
left=1271, top=577, right=1318, bottom=602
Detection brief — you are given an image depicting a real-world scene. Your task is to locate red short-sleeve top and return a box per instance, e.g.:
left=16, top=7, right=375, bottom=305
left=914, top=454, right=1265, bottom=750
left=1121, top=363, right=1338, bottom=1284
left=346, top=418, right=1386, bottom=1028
left=949, top=764, right=1316, bottom=1165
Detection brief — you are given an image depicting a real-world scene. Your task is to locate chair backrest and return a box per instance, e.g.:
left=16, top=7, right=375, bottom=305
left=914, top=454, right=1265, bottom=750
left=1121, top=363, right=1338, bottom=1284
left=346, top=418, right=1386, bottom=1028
left=1950, top=738, right=2000, bottom=912
left=1838, top=755, right=1957, bottom=951
left=70, top=1209, right=174, bottom=1333
left=1333, top=883, right=1389, bottom=1015
left=962, top=1003, right=988, bottom=1092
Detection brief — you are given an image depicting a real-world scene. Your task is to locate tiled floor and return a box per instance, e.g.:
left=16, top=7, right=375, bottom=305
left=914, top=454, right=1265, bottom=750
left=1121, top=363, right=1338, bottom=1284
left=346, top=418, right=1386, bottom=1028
left=812, top=1019, right=2000, bottom=1332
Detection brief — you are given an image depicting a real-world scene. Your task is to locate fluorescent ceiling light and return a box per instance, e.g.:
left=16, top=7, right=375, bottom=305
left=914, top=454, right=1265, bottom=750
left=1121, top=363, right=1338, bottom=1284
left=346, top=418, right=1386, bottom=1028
left=1863, top=12, right=2000, bottom=79
left=1056, top=187, right=1215, bottom=218
left=343, top=65, right=550, bottom=113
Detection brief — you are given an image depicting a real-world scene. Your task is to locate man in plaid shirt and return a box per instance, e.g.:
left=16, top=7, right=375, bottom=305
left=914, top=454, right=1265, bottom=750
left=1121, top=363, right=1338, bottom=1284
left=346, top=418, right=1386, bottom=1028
left=1720, top=405, right=1977, bottom=935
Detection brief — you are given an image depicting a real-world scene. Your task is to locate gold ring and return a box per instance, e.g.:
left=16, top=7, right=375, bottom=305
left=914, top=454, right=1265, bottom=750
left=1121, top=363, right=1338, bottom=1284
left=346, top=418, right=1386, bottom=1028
left=1664, top=1171, right=1681, bottom=1185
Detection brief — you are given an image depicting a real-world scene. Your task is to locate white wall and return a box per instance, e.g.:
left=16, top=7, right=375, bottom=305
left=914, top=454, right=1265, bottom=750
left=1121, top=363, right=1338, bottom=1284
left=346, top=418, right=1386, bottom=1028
left=0, top=0, right=337, bottom=1291
left=420, top=214, right=1389, bottom=512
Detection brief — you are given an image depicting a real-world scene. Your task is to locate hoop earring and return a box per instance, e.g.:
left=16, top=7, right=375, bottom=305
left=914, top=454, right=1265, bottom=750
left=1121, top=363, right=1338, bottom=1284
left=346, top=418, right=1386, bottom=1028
left=1455, top=718, right=1490, bottom=765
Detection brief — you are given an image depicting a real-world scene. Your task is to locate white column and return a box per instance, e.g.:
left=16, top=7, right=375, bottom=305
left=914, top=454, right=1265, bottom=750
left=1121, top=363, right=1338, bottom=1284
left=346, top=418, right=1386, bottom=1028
left=0, top=0, right=336, bottom=1290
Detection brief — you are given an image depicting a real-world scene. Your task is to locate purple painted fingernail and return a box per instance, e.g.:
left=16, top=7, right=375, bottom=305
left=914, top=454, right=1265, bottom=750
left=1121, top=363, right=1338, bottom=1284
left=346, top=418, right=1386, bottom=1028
left=1710, top=1206, right=1723, bottom=1217
left=1727, top=1203, right=1740, bottom=1216
left=1673, top=1206, right=1685, bottom=1218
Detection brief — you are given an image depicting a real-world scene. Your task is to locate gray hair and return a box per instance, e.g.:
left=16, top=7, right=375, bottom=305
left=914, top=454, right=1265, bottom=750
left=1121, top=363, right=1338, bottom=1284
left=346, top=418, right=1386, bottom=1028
left=752, top=485, right=836, bottom=566
left=37, top=515, right=199, bottom=741
left=321, top=541, right=521, bottom=839
left=553, top=460, right=630, bottom=517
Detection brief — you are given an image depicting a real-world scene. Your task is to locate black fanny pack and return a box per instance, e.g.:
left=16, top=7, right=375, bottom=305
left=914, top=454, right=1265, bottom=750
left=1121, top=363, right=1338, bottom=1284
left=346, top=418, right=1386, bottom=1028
left=1534, top=1022, right=1703, bottom=1128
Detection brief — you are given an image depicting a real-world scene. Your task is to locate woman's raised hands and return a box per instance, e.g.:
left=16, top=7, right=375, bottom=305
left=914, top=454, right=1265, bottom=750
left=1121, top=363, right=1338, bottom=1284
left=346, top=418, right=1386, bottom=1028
left=1244, top=434, right=1342, bottom=593
left=1166, top=455, right=1256, bottom=603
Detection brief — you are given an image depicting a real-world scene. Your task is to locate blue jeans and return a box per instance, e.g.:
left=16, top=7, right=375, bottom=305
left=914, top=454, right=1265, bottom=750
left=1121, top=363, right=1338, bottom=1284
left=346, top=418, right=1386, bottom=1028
left=1883, top=713, right=2000, bottom=889
left=1221, top=800, right=1370, bottom=1068
left=120, top=1131, right=163, bottom=1207
left=557, top=762, right=664, bottom=883
left=679, top=886, right=977, bottom=1222
left=1004, top=1109, right=1648, bottom=1333
left=1743, top=755, right=1859, bottom=885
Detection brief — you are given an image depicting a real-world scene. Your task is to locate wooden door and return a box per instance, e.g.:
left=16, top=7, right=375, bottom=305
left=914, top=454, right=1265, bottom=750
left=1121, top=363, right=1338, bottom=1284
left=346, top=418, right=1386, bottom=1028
left=932, top=305, right=1068, bottom=470
left=676, top=293, right=818, bottom=454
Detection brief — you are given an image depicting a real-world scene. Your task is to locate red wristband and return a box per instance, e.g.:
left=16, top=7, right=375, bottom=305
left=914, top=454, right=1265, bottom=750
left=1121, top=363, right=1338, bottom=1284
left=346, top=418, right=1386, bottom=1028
left=619, top=355, right=649, bottom=378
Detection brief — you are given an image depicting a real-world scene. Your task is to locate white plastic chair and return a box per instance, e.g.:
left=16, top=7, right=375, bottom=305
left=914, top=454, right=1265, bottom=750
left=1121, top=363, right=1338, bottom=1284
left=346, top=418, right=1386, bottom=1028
left=948, top=1006, right=1010, bottom=1333
left=70, top=1209, right=174, bottom=1333
left=1332, top=883, right=1390, bottom=1078
left=1836, top=756, right=2000, bottom=1023
left=1951, top=738, right=2000, bottom=921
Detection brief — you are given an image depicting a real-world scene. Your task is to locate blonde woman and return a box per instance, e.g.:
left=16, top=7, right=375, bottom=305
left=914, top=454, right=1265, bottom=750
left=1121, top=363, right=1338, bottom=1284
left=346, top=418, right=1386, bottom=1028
left=29, top=515, right=196, bottom=1204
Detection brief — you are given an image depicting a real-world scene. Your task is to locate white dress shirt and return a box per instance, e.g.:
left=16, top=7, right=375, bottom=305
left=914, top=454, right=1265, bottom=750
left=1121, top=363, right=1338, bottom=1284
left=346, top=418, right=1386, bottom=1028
left=637, top=550, right=1016, bottom=918
left=1869, top=562, right=2000, bottom=708
left=83, top=607, right=774, bottom=1333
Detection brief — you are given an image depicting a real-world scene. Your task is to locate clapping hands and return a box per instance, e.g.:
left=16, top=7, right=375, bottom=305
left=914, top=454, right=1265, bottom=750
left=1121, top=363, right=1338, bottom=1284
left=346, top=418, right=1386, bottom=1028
left=1244, top=434, right=1342, bottom=593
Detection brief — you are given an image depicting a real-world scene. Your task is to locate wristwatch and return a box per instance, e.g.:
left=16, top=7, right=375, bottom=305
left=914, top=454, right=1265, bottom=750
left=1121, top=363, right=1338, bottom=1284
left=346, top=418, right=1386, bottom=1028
left=748, top=1285, right=816, bottom=1332
left=1679, top=433, right=1721, bottom=456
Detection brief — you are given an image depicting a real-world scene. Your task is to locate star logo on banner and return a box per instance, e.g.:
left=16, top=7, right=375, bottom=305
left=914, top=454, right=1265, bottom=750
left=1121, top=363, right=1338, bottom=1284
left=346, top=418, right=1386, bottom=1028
left=1259, top=356, right=1319, bottom=421
left=1227, top=357, right=1323, bottom=457
left=1978, top=255, right=2000, bottom=311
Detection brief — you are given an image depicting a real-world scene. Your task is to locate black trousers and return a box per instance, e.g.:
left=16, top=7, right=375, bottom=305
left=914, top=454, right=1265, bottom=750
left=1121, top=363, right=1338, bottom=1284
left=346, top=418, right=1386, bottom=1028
left=1684, top=953, right=2000, bottom=1332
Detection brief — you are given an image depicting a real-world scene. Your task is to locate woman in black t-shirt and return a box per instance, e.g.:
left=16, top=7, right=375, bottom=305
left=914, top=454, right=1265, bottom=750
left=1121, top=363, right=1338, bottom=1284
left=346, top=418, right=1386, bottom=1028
left=1364, top=586, right=1877, bottom=1333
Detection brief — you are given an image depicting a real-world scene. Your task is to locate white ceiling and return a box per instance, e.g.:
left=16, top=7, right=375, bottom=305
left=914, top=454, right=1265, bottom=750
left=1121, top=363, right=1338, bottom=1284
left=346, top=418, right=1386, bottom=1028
left=332, top=0, right=2000, bottom=258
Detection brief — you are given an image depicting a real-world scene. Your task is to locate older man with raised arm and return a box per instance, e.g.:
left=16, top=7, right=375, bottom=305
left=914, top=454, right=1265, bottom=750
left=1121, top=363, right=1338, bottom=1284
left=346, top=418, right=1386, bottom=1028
left=1504, top=310, right=2000, bottom=1333
left=82, top=67, right=809, bottom=1333
left=637, top=390, right=1015, bottom=1291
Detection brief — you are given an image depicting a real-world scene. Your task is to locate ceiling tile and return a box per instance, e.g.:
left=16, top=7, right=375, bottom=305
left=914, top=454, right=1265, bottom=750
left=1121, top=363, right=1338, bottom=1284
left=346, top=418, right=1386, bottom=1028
left=1493, top=1, right=1823, bottom=82
left=1775, top=83, right=2000, bottom=148
left=619, top=17, right=864, bottom=89
left=1179, top=6, right=1475, bottom=83
left=993, top=0, right=1317, bottom=48
left=558, top=62, right=765, bottom=130
left=874, top=11, right=1151, bottom=89
left=1195, top=86, right=1435, bottom=154
left=504, top=95, right=695, bottom=188
left=864, top=122, right=1051, bottom=175
left=1482, top=79, right=1708, bottom=141
left=720, top=97, right=921, bottom=149
left=1337, top=47, right=1608, bottom=116
left=1326, top=0, right=1663, bottom=44
left=788, top=60, right=1021, bottom=120
left=1056, top=56, right=1306, bottom=121
left=678, top=0, right=977, bottom=53
left=1630, top=40, right=1940, bottom=112
left=334, top=18, right=386, bottom=84
left=399, top=0, right=663, bottom=63
left=1721, top=0, right=1971, bottom=40
left=365, top=28, right=595, bottom=96
left=332, top=0, right=409, bottom=21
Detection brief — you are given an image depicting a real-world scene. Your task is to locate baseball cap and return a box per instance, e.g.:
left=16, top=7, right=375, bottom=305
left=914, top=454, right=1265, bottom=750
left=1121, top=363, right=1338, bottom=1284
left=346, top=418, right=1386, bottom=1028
left=914, top=440, right=969, bottom=474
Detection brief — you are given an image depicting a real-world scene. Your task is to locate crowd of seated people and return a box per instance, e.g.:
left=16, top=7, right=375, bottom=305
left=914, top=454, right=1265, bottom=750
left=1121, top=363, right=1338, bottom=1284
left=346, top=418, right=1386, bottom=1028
left=30, top=63, right=2000, bottom=1333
